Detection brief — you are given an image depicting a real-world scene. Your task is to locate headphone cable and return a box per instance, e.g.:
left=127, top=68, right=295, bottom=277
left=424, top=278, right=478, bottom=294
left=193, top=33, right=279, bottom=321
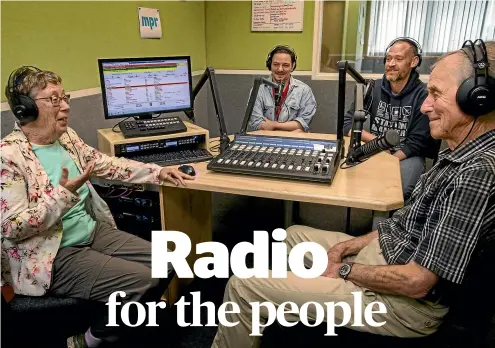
left=454, top=116, right=478, bottom=151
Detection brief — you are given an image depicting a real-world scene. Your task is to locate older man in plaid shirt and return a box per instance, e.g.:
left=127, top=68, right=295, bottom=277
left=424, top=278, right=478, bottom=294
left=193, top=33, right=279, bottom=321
left=212, top=40, right=495, bottom=348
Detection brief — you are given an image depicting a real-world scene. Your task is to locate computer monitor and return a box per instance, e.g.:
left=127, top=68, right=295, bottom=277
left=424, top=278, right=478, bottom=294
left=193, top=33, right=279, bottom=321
left=97, top=56, right=193, bottom=120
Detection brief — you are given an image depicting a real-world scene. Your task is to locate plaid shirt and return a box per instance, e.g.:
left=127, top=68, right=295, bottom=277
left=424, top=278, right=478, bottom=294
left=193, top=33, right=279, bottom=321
left=378, top=129, right=495, bottom=285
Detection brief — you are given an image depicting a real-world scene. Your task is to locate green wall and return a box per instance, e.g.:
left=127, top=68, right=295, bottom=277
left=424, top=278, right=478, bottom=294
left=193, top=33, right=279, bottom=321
left=1, top=0, right=318, bottom=102
left=1, top=1, right=206, bottom=101
left=344, top=1, right=360, bottom=60
left=205, top=1, right=315, bottom=70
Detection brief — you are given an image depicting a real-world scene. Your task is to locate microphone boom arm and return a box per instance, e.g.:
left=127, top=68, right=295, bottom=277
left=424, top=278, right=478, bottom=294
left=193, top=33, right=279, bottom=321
left=337, top=60, right=373, bottom=162
left=239, top=77, right=281, bottom=135
left=185, top=67, right=230, bottom=153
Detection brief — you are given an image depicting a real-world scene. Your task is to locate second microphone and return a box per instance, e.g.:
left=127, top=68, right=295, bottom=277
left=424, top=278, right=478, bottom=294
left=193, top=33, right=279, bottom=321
left=348, top=129, right=400, bottom=164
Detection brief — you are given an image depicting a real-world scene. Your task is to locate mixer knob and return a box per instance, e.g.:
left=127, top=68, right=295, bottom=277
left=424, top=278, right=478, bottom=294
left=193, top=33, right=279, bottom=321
left=325, top=158, right=331, bottom=164
left=317, top=157, right=323, bottom=162
left=313, top=163, right=320, bottom=172
left=322, top=165, right=329, bottom=173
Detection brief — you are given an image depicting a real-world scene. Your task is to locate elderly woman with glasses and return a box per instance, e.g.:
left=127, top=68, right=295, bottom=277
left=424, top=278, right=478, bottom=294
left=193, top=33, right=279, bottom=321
left=1, top=66, right=194, bottom=348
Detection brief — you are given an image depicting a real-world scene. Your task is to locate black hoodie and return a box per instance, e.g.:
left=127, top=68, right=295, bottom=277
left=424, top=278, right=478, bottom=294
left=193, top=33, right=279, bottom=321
left=343, top=70, right=439, bottom=159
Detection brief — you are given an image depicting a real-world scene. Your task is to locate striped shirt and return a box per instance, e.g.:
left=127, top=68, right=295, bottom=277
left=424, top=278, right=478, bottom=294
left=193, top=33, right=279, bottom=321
left=378, top=129, right=495, bottom=285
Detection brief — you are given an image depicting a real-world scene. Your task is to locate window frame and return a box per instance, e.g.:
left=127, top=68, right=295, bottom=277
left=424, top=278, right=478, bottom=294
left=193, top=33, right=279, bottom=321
left=311, top=0, right=429, bottom=82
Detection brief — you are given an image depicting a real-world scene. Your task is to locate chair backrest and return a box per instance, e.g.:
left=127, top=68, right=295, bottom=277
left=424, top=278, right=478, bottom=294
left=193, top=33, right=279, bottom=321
left=434, top=238, right=495, bottom=347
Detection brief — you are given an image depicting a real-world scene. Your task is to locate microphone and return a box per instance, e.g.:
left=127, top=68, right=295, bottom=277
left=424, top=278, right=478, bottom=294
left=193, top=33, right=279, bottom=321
left=275, top=80, right=284, bottom=107
left=348, top=129, right=400, bottom=163
left=349, top=84, right=366, bottom=153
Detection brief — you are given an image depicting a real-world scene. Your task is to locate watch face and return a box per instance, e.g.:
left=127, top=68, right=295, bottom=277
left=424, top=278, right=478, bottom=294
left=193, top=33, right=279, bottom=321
left=339, top=264, right=351, bottom=277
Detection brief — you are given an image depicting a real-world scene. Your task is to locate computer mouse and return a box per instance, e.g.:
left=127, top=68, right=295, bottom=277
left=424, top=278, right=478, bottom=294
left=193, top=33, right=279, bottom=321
left=178, top=164, right=196, bottom=177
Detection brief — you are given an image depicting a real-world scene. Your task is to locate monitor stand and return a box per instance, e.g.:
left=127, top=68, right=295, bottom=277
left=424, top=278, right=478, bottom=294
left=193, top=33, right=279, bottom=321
left=133, top=114, right=153, bottom=120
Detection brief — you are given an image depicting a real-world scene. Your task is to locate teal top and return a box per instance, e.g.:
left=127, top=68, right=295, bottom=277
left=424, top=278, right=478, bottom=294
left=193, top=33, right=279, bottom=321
left=32, top=141, right=95, bottom=248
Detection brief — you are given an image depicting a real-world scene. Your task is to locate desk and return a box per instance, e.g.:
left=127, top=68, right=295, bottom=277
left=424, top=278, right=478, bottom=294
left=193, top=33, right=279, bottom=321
left=158, top=130, right=403, bottom=302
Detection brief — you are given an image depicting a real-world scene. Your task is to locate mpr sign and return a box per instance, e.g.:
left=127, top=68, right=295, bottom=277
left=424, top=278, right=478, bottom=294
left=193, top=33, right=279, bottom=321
left=138, top=7, right=162, bottom=39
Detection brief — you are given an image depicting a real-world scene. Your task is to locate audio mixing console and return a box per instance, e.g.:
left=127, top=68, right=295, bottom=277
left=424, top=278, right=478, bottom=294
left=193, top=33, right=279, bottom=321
left=207, top=134, right=341, bottom=183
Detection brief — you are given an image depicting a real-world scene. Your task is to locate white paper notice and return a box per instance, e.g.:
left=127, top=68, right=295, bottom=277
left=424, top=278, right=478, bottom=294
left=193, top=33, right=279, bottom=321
left=251, top=0, right=304, bottom=32
left=138, top=7, right=162, bottom=39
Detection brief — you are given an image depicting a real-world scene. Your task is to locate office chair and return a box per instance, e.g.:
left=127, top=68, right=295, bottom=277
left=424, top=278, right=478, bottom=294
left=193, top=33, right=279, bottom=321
left=1, top=291, right=104, bottom=347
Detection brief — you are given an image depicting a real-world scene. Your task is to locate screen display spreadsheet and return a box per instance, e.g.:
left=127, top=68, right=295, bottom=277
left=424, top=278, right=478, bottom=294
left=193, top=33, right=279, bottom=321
left=99, top=58, right=192, bottom=118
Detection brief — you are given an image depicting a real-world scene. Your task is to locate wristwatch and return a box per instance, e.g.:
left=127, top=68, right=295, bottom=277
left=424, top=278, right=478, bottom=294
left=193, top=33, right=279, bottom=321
left=339, top=263, right=353, bottom=280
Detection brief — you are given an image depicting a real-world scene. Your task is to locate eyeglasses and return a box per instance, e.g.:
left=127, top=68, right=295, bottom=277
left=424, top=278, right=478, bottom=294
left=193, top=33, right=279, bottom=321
left=34, top=94, right=70, bottom=106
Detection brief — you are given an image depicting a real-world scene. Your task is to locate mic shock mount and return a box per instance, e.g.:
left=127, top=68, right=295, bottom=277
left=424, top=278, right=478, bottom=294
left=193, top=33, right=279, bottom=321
left=346, top=83, right=367, bottom=165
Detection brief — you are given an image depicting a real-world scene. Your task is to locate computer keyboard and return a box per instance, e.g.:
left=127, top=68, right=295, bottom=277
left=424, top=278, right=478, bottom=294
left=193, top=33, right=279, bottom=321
left=120, top=116, right=188, bottom=138
left=128, top=148, right=213, bottom=167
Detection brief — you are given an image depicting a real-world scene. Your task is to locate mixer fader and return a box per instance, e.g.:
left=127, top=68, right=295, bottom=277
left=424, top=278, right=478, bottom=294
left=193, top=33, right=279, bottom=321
left=207, top=134, right=341, bottom=183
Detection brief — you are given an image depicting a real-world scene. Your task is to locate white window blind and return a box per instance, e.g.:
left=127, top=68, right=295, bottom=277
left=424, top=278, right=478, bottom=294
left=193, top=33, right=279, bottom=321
left=367, top=0, right=495, bottom=56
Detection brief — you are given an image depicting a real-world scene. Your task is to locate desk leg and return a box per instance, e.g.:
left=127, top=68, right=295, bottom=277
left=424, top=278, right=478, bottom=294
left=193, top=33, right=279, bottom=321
left=159, top=186, right=212, bottom=304
left=283, top=201, right=294, bottom=229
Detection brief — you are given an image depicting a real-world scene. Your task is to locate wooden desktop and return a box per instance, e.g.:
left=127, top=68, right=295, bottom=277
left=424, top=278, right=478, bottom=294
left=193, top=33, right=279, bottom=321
left=97, top=122, right=403, bottom=303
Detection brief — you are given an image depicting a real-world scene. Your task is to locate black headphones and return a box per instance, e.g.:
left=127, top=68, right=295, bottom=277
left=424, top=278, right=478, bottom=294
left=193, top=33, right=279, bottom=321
left=6, top=66, right=42, bottom=124
left=266, top=45, right=297, bottom=71
left=457, top=39, right=495, bottom=117
left=383, top=37, right=423, bottom=68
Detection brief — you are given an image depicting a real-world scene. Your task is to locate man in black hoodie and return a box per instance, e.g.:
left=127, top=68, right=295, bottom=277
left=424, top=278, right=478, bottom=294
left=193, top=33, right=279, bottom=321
left=343, top=37, right=439, bottom=202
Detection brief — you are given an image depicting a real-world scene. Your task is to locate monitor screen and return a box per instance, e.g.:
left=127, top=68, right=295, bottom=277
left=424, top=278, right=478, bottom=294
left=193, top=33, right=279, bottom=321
left=97, top=56, right=193, bottom=119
